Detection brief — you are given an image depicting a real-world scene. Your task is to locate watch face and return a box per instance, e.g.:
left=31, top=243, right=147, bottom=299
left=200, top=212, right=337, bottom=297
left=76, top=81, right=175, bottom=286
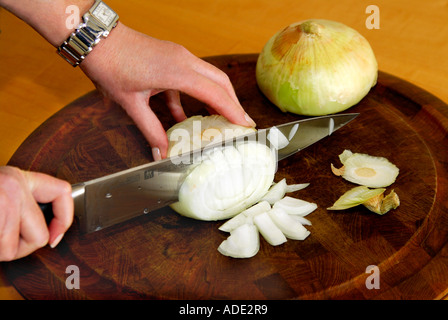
left=92, top=2, right=117, bottom=27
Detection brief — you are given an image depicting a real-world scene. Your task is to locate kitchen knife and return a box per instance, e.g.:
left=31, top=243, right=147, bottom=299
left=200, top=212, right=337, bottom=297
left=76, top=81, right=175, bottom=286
left=40, top=113, right=358, bottom=233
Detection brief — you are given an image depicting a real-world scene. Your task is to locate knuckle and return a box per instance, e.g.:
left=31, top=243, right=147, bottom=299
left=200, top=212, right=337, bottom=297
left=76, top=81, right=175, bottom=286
left=0, top=252, right=15, bottom=262
left=36, top=233, right=50, bottom=249
left=0, top=189, right=9, bottom=207
left=220, top=71, right=231, bottom=83
left=30, top=226, right=50, bottom=251
left=0, top=167, right=22, bottom=193
left=172, top=42, right=187, bottom=52
left=0, top=240, right=18, bottom=262
left=171, top=42, right=193, bottom=59
left=60, top=180, right=72, bottom=196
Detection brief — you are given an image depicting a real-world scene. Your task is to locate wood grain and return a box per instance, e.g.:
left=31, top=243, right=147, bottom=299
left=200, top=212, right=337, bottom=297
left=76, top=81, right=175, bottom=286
left=2, top=54, right=448, bottom=300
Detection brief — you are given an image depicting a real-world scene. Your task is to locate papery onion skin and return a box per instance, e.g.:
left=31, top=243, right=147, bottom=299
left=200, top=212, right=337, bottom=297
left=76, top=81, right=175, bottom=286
left=327, top=186, right=385, bottom=210
left=256, top=19, right=378, bottom=116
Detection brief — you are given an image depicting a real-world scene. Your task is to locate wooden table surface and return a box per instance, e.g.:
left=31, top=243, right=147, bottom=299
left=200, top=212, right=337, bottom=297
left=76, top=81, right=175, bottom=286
left=1, top=0, right=447, bottom=300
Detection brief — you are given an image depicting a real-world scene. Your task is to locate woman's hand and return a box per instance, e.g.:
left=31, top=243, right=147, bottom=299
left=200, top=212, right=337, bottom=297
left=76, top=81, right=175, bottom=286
left=81, top=23, right=255, bottom=160
left=0, top=166, right=73, bottom=261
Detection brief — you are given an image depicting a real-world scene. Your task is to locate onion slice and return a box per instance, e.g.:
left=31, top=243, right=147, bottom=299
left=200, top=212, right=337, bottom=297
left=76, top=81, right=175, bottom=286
left=267, top=126, right=289, bottom=149
left=268, top=208, right=310, bottom=240
left=217, top=193, right=317, bottom=257
left=217, top=223, right=260, bottom=258
left=261, top=178, right=309, bottom=204
left=253, top=212, right=287, bottom=246
left=273, top=196, right=317, bottom=216
left=218, top=201, right=271, bottom=232
left=332, top=150, right=399, bottom=188
left=289, top=215, right=312, bottom=226
left=285, top=182, right=309, bottom=193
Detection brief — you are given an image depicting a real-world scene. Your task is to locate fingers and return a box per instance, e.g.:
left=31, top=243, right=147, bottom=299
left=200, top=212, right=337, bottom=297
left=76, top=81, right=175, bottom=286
left=163, top=90, right=187, bottom=122
left=15, top=198, right=50, bottom=258
left=179, top=69, right=256, bottom=128
left=191, top=58, right=241, bottom=106
left=122, top=94, right=169, bottom=160
left=0, top=167, right=73, bottom=261
left=0, top=167, right=49, bottom=261
left=123, top=68, right=255, bottom=161
left=0, top=187, right=22, bottom=261
left=23, top=171, right=74, bottom=248
left=173, top=54, right=256, bottom=128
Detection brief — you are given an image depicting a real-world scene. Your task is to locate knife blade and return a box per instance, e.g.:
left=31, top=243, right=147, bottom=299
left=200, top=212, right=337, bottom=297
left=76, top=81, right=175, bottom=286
left=41, top=113, right=358, bottom=233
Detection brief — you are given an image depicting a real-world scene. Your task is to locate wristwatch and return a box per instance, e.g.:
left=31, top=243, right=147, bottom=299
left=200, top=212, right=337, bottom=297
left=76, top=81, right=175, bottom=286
left=57, top=0, right=119, bottom=67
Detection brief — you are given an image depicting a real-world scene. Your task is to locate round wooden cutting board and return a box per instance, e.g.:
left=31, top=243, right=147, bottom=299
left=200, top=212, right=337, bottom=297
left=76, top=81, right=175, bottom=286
left=4, top=54, right=448, bottom=300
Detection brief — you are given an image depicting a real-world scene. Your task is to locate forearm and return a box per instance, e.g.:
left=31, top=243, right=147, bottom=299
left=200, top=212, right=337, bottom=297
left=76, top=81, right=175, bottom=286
left=0, top=0, right=94, bottom=47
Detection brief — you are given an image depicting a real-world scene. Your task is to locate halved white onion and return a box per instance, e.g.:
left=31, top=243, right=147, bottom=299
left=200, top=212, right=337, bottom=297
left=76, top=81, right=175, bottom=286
left=168, top=116, right=277, bottom=221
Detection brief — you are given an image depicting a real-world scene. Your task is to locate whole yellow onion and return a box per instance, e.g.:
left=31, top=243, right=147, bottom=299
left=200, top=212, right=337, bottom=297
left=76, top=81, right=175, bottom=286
left=256, top=19, right=378, bottom=116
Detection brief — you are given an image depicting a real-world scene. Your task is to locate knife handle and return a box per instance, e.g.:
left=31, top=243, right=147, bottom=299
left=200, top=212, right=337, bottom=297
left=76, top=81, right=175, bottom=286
left=39, top=202, right=54, bottom=225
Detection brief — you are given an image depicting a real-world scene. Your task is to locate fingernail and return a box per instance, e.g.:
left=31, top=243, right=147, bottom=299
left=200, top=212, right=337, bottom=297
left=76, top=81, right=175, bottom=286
left=152, top=147, right=162, bottom=161
left=50, top=233, right=64, bottom=249
left=244, top=113, right=256, bottom=127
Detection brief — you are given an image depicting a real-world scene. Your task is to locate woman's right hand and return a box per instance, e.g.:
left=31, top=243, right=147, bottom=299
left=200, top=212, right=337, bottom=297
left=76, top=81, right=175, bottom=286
left=0, top=166, right=73, bottom=261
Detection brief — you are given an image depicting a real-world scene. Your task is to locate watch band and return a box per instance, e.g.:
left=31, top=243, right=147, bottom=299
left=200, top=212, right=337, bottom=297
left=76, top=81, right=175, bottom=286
left=57, top=0, right=119, bottom=67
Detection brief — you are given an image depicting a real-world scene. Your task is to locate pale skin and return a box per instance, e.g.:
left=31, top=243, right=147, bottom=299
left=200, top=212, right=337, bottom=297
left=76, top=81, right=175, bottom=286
left=0, top=0, right=255, bottom=261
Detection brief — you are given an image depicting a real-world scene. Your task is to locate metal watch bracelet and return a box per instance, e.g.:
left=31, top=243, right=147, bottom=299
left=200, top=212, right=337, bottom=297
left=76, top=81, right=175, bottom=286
left=57, top=1, right=119, bottom=67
